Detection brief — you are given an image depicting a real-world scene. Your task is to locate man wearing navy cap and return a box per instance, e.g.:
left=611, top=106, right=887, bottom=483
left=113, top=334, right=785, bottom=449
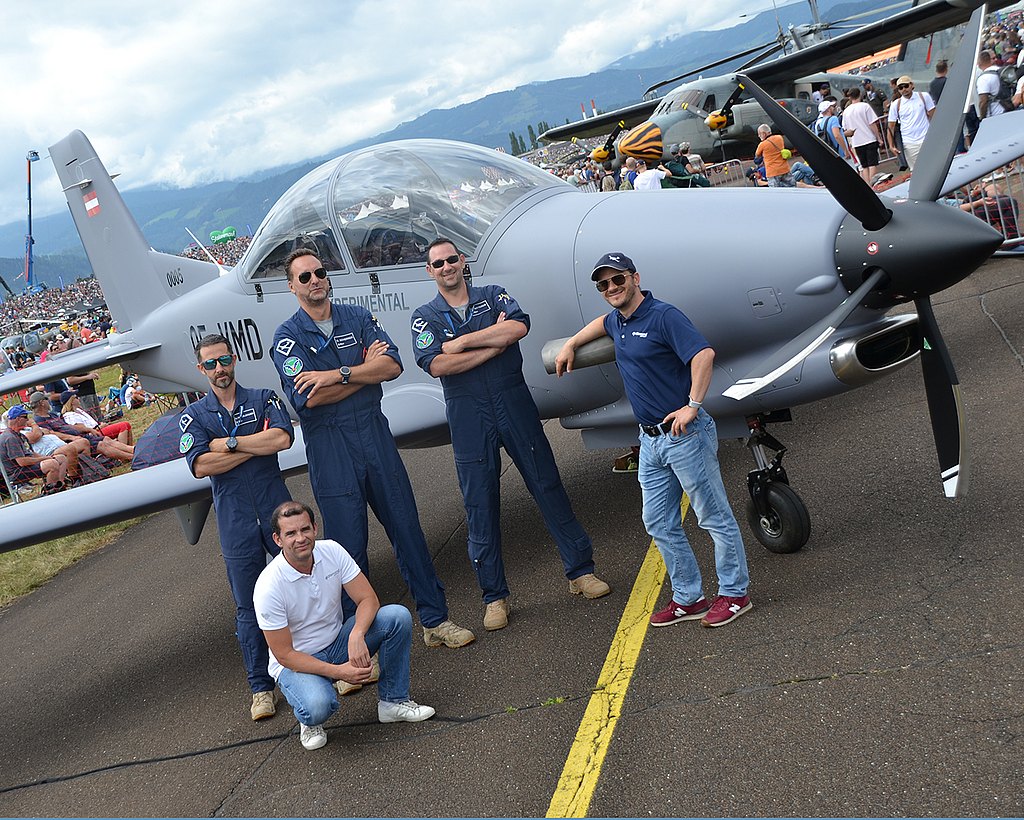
left=555, top=252, right=751, bottom=628
left=412, top=238, right=610, bottom=632
left=1, top=406, right=69, bottom=494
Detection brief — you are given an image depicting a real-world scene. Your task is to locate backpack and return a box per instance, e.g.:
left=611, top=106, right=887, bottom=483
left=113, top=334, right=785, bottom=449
left=982, top=67, right=1017, bottom=112
left=813, top=115, right=838, bottom=148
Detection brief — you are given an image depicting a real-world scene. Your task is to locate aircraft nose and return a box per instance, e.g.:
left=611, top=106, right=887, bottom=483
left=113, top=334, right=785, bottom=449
left=835, top=200, right=1005, bottom=304
left=618, top=121, right=663, bottom=164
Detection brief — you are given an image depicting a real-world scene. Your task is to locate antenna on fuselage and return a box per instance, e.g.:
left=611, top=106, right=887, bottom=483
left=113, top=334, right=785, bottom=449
left=184, top=228, right=229, bottom=277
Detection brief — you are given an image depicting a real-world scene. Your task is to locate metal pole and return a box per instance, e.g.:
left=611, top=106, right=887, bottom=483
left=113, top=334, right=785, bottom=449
left=25, top=150, right=39, bottom=290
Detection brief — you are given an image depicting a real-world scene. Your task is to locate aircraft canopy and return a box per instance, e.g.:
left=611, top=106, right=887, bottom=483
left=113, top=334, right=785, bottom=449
left=240, top=140, right=566, bottom=280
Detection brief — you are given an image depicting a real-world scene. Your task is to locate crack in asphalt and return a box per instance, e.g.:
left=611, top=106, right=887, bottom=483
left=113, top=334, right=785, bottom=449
left=980, top=290, right=1024, bottom=370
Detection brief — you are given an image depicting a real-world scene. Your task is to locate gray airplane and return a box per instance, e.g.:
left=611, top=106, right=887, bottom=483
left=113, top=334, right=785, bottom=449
left=0, top=5, right=1014, bottom=557
left=542, top=0, right=1016, bottom=165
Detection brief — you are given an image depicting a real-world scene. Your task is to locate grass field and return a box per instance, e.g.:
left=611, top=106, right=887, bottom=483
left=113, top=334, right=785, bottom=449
left=0, top=364, right=177, bottom=608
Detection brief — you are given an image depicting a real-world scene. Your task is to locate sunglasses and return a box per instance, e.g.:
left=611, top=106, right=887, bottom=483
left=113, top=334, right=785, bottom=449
left=297, top=267, right=328, bottom=284
left=897, top=83, right=911, bottom=90
left=200, top=354, right=234, bottom=371
left=596, top=272, right=631, bottom=292
left=429, top=254, right=461, bottom=269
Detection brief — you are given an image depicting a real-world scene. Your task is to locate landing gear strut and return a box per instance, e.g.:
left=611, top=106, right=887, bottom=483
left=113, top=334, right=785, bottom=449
left=745, top=412, right=810, bottom=554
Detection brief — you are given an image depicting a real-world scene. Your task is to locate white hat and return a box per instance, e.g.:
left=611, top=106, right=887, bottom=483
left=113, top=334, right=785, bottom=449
left=818, top=100, right=835, bottom=114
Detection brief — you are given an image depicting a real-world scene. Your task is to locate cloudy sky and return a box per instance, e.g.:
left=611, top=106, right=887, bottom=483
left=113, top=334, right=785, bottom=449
left=2, top=0, right=804, bottom=228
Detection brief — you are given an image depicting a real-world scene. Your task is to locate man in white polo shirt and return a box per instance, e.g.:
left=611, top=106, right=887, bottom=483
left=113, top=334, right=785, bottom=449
left=254, top=500, right=435, bottom=751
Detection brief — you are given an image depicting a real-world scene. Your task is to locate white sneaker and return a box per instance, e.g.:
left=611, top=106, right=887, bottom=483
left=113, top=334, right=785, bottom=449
left=377, top=699, right=436, bottom=724
left=299, top=723, right=327, bottom=750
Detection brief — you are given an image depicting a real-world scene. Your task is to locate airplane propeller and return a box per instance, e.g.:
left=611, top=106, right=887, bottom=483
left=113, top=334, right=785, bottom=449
left=723, top=6, right=1000, bottom=498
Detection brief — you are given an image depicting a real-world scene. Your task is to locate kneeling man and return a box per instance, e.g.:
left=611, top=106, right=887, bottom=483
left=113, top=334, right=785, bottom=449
left=254, top=501, right=435, bottom=751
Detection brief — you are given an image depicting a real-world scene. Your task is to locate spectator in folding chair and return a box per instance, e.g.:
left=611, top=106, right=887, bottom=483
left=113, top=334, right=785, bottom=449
left=0, top=407, right=68, bottom=495
left=61, top=391, right=136, bottom=454
left=63, top=392, right=133, bottom=445
left=28, top=392, right=125, bottom=469
left=959, top=183, right=1020, bottom=240
left=22, top=415, right=86, bottom=480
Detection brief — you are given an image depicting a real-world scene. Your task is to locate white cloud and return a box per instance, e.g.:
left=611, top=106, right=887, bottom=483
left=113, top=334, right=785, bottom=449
left=0, top=0, right=820, bottom=232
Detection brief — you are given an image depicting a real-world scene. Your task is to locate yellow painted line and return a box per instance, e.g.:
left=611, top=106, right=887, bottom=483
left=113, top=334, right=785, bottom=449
left=546, top=495, right=689, bottom=818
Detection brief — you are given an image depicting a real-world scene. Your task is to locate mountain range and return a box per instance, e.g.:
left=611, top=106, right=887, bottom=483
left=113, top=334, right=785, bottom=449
left=0, top=0, right=892, bottom=288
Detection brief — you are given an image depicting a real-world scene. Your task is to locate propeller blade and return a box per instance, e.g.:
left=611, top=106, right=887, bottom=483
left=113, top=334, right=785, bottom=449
left=908, top=5, right=985, bottom=202
left=735, top=73, right=891, bottom=231
left=915, top=298, right=968, bottom=497
left=644, top=40, right=780, bottom=96
left=723, top=268, right=887, bottom=400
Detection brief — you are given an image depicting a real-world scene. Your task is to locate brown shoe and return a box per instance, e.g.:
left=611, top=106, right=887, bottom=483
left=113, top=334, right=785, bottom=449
left=483, top=598, right=510, bottom=631
left=568, top=573, right=611, bottom=599
left=334, top=654, right=379, bottom=696
left=250, top=690, right=277, bottom=721
left=423, top=620, right=476, bottom=648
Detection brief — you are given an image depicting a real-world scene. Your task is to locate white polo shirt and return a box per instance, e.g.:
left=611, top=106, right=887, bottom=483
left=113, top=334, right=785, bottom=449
left=254, top=540, right=360, bottom=680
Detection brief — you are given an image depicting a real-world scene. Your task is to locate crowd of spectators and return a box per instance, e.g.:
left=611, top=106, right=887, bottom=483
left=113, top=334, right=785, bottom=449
left=0, top=278, right=105, bottom=337
left=179, top=235, right=252, bottom=266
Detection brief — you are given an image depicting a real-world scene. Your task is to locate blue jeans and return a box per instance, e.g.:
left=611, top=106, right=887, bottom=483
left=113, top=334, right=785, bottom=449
left=790, top=161, right=815, bottom=183
left=276, top=604, right=412, bottom=726
left=638, top=409, right=749, bottom=604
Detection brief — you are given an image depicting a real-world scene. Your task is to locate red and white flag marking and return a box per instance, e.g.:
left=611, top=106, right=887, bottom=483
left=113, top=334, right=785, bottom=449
left=83, top=191, right=100, bottom=217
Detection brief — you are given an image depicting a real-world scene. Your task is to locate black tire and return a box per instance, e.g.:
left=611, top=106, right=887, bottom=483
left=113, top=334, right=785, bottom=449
left=746, top=482, right=811, bottom=554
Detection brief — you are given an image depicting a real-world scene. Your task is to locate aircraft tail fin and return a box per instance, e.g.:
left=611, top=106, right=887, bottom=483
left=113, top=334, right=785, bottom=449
left=48, top=130, right=219, bottom=331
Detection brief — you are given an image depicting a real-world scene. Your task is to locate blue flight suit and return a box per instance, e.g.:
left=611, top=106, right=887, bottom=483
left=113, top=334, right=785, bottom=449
left=271, top=304, right=449, bottom=628
left=411, top=284, right=595, bottom=603
left=181, top=385, right=293, bottom=694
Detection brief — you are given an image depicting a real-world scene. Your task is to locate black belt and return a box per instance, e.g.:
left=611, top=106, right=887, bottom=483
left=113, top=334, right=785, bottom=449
left=640, top=421, right=673, bottom=437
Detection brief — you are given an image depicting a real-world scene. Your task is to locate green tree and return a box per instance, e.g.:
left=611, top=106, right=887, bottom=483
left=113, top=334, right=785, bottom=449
left=527, top=124, right=538, bottom=150
left=509, top=131, right=517, bottom=154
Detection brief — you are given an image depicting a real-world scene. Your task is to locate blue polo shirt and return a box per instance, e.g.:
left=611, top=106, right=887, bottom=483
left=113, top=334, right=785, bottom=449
left=603, top=290, right=710, bottom=426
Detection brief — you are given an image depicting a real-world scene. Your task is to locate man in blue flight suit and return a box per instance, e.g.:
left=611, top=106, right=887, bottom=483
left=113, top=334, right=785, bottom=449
left=412, top=238, right=610, bottom=632
left=271, top=249, right=475, bottom=655
left=182, top=333, right=294, bottom=721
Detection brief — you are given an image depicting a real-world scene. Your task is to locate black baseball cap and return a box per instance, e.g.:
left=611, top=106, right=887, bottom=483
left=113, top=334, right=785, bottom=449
left=591, top=252, right=636, bottom=280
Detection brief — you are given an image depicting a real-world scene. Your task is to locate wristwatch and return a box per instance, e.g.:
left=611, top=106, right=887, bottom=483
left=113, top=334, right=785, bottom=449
left=339, top=365, right=351, bottom=385
left=687, top=399, right=702, bottom=409
left=226, top=436, right=238, bottom=452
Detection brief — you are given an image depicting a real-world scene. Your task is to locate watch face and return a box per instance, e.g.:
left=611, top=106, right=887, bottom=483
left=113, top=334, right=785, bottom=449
left=227, top=436, right=238, bottom=451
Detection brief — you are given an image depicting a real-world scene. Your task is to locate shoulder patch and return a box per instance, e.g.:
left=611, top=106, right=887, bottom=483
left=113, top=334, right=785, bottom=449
left=497, top=291, right=512, bottom=303
left=275, top=338, right=296, bottom=357
left=282, top=356, right=304, bottom=377
left=415, top=330, right=435, bottom=349
left=411, top=317, right=428, bottom=334
left=179, top=432, right=194, bottom=453
left=178, top=413, right=193, bottom=432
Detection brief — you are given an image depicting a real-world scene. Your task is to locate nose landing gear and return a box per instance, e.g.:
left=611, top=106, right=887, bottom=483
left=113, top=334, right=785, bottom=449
left=745, top=413, right=810, bottom=554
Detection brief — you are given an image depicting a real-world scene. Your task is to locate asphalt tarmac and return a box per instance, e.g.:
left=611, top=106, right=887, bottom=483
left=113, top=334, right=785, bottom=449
left=1, top=257, right=1022, bottom=817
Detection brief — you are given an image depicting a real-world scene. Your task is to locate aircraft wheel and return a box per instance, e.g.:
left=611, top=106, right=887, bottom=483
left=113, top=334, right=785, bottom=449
left=746, top=482, right=810, bottom=554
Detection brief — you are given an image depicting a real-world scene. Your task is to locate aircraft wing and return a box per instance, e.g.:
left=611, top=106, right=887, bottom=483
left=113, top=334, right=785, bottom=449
left=747, top=0, right=1018, bottom=89
left=0, top=337, right=161, bottom=395
left=0, top=425, right=308, bottom=553
left=539, top=99, right=660, bottom=143
left=0, top=384, right=452, bottom=552
left=883, top=111, right=1024, bottom=201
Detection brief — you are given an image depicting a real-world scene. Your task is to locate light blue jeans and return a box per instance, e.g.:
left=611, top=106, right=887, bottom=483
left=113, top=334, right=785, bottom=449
left=790, top=161, right=815, bottom=183
left=276, top=604, right=412, bottom=726
left=638, top=409, right=749, bottom=605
